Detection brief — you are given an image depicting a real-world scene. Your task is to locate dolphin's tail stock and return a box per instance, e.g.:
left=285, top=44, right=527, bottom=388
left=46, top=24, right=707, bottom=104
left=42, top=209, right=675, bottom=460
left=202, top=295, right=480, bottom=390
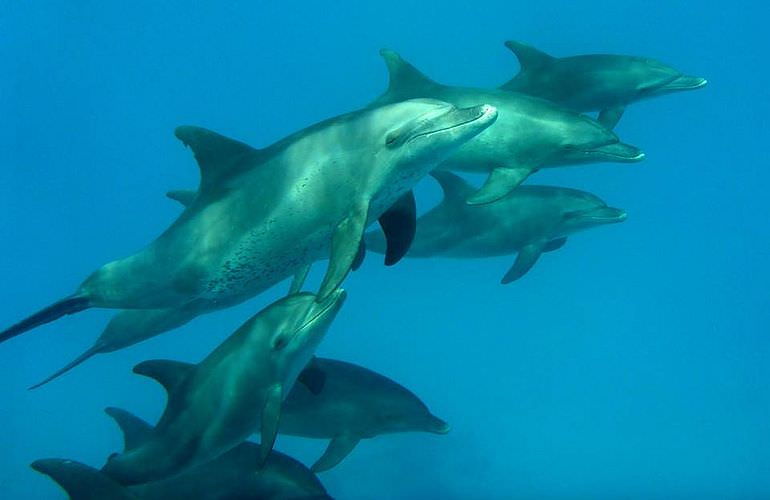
left=0, top=296, right=91, bottom=344
left=29, top=343, right=104, bottom=390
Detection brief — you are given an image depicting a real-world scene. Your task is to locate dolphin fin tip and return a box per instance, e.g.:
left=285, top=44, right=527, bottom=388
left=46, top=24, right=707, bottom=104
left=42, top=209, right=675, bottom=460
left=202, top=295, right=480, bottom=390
left=27, top=344, right=102, bottom=390
left=0, top=296, right=91, bottom=345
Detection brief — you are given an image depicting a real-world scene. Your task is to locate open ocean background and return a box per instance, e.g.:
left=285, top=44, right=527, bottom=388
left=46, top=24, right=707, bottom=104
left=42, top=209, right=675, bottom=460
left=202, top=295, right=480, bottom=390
left=2, top=1, right=768, bottom=498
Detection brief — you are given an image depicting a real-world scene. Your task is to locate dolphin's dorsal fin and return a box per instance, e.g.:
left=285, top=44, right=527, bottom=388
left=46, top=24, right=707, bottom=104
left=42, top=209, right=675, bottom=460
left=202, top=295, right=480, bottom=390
left=133, top=359, right=193, bottom=396
left=504, top=41, right=555, bottom=71
left=174, top=126, right=259, bottom=193
left=379, top=49, right=440, bottom=96
left=166, top=189, right=197, bottom=208
left=431, top=171, right=475, bottom=204
left=30, top=459, right=136, bottom=500
left=104, top=407, right=153, bottom=452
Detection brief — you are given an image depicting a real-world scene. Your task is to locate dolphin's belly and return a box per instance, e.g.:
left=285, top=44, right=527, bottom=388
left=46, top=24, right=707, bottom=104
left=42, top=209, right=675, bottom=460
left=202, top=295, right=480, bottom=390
left=439, top=235, right=522, bottom=258
left=280, top=400, right=360, bottom=439
left=199, top=222, right=332, bottom=302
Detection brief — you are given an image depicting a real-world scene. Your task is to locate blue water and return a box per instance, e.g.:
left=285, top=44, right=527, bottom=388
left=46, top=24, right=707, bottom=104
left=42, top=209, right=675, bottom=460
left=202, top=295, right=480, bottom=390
left=2, top=1, right=768, bottom=498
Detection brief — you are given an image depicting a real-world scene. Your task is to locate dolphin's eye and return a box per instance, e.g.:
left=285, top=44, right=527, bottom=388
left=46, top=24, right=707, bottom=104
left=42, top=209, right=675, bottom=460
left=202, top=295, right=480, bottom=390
left=273, top=335, right=289, bottom=350
left=385, top=132, right=399, bottom=147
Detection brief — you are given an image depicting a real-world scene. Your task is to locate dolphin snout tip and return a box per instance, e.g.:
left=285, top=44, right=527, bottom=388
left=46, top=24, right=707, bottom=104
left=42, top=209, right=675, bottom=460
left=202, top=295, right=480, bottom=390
left=428, top=415, right=451, bottom=434
left=480, top=104, right=497, bottom=116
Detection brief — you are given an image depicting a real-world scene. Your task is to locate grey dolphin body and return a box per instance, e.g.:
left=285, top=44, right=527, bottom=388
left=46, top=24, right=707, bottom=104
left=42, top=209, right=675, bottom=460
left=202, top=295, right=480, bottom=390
left=279, top=357, right=450, bottom=473
left=101, top=290, right=346, bottom=485
left=365, top=172, right=627, bottom=283
left=499, top=40, right=707, bottom=129
left=33, top=409, right=331, bottom=499
left=0, top=99, right=497, bottom=346
left=371, top=49, right=644, bottom=205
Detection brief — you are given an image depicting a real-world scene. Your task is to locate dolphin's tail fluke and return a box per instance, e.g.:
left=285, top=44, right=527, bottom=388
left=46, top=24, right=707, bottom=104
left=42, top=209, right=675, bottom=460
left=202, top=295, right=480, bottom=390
left=0, top=296, right=91, bottom=344
left=28, top=343, right=104, bottom=390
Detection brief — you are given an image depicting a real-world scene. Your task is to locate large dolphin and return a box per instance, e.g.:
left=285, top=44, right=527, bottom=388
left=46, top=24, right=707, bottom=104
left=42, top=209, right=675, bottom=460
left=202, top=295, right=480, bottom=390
left=33, top=409, right=332, bottom=499
left=365, top=172, right=627, bottom=283
left=371, top=49, right=644, bottom=205
left=102, top=290, right=345, bottom=485
left=279, top=357, right=450, bottom=472
left=499, top=40, right=707, bottom=129
left=0, top=99, right=497, bottom=345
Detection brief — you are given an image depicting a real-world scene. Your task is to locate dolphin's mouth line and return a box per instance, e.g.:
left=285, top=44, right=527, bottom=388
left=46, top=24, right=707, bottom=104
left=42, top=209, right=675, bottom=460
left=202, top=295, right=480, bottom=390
left=579, top=207, right=628, bottom=222
left=581, top=149, right=644, bottom=160
left=661, top=76, right=708, bottom=91
left=407, top=109, right=488, bottom=143
left=293, top=291, right=343, bottom=337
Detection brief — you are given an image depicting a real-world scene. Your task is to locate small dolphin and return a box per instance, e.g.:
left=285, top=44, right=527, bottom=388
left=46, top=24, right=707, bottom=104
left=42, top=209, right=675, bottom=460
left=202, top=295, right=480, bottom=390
left=0, top=99, right=496, bottom=346
left=371, top=49, right=644, bottom=205
left=33, top=408, right=332, bottom=499
left=499, top=40, right=707, bottom=129
left=102, top=290, right=345, bottom=485
left=279, top=357, right=450, bottom=472
left=365, top=172, right=627, bottom=283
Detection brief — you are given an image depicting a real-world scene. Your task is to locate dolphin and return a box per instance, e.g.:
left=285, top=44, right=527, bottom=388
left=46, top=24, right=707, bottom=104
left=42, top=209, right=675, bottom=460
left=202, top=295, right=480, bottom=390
left=102, top=290, right=346, bottom=485
left=0, top=99, right=497, bottom=345
left=499, top=40, right=708, bottom=129
left=365, top=172, right=627, bottom=283
left=371, top=49, right=644, bottom=205
left=33, top=408, right=332, bottom=499
left=279, top=357, right=450, bottom=472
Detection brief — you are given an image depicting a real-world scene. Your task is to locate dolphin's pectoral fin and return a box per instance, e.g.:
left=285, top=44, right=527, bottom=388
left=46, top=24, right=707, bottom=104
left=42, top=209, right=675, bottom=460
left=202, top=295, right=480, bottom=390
left=311, top=434, right=361, bottom=473
left=174, top=126, right=260, bottom=192
left=466, top=166, right=532, bottom=205
left=501, top=242, right=545, bottom=284
left=297, top=359, right=326, bottom=395
left=0, top=295, right=91, bottom=345
left=378, top=190, right=416, bottom=266
left=351, top=239, right=366, bottom=272
left=133, top=359, right=194, bottom=396
left=317, top=203, right=369, bottom=302
left=598, top=106, right=625, bottom=130
left=259, top=384, right=283, bottom=466
left=431, top=171, right=475, bottom=204
left=503, top=40, right=555, bottom=72
left=289, top=265, right=312, bottom=295
left=543, top=237, right=567, bottom=252
left=31, top=459, right=136, bottom=500
left=29, top=343, right=106, bottom=390
left=104, top=407, right=153, bottom=452
left=166, top=189, right=197, bottom=208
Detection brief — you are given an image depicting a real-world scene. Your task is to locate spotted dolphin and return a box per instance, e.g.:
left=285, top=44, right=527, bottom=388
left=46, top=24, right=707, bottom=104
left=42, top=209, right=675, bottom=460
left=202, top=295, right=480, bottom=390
left=280, top=357, right=450, bottom=472
left=365, top=172, right=627, bottom=283
left=499, top=40, right=707, bottom=129
left=371, top=49, right=644, bottom=205
left=101, top=290, right=345, bottom=484
left=0, top=99, right=496, bottom=345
